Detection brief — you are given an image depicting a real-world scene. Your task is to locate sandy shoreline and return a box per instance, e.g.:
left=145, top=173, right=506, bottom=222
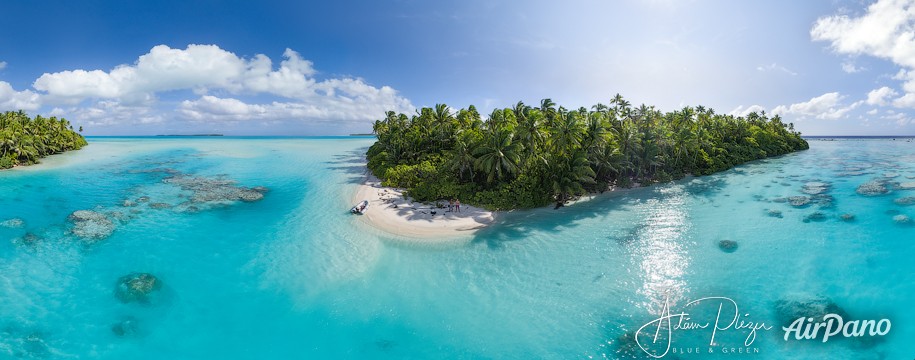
left=351, top=175, right=496, bottom=239
left=350, top=170, right=657, bottom=240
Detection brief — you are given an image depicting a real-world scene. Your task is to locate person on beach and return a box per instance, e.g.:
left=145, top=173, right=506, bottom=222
left=455, top=199, right=461, bottom=213
left=448, top=199, right=454, bottom=212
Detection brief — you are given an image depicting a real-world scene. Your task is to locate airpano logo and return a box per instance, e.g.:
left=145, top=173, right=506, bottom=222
left=634, top=296, right=893, bottom=358
left=782, top=314, right=891, bottom=343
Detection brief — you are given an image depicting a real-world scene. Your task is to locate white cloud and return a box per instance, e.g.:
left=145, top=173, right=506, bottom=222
left=867, top=108, right=878, bottom=115
left=728, top=104, right=766, bottom=117
left=866, top=86, right=898, bottom=105
left=841, top=61, right=865, bottom=73
left=812, top=0, right=915, bottom=101
left=59, top=100, right=164, bottom=126
left=49, top=108, right=66, bottom=117
left=811, top=0, right=915, bottom=67
left=892, top=92, right=915, bottom=108
left=0, top=61, right=6, bottom=70
left=772, top=92, right=859, bottom=120
left=34, top=45, right=312, bottom=103
left=756, top=63, right=797, bottom=76
left=0, top=81, right=41, bottom=111
left=33, top=45, right=249, bottom=102
left=881, top=110, right=912, bottom=125
left=179, top=93, right=412, bottom=123
left=31, top=45, right=403, bottom=107
left=0, top=44, right=414, bottom=128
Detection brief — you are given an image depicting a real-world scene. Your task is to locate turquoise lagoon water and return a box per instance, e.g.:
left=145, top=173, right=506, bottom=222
left=0, top=137, right=913, bottom=359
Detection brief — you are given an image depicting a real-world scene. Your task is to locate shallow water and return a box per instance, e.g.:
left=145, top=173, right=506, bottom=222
left=0, top=137, right=912, bottom=359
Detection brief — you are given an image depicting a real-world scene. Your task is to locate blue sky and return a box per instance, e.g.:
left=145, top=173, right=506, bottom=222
left=1, top=0, right=913, bottom=135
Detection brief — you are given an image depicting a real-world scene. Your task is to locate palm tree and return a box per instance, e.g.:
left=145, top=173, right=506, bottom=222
left=540, top=98, right=557, bottom=128
left=447, top=135, right=476, bottom=181
left=550, top=149, right=595, bottom=206
left=486, top=108, right=506, bottom=132
left=616, top=120, right=641, bottom=178
left=474, top=129, right=521, bottom=184
left=592, top=143, right=625, bottom=185
left=457, top=106, right=482, bottom=130
left=610, top=94, right=631, bottom=119
left=512, top=101, right=528, bottom=121
left=431, top=103, right=454, bottom=151
left=592, top=103, right=608, bottom=114
left=550, top=109, right=585, bottom=154
left=583, top=111, right=610, bottom=154
left=516, top=108, right=545, bottom=157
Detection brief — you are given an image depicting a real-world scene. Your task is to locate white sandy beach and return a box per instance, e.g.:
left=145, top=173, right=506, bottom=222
left=352, top=175, right=495, bottom=239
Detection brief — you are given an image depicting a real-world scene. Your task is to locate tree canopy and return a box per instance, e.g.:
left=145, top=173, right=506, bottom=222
left=1, top=110, right=88, bottom=169
left=367, top=95, right=808, bottom=210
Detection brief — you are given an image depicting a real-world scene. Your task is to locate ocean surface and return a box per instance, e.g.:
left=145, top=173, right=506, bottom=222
left=0, top=137, right=912, bottom=359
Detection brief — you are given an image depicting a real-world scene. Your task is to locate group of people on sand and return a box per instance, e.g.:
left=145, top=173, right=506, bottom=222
left=447, top=198, right=461, bottom=213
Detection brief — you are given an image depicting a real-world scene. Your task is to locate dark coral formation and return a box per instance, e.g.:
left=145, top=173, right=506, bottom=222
left=0, top=217, right=25, bottom=228
left=149, top=202, right=172, bottom=209
left=810, top=194, right=835, bottom=209
left=111, top=317, right=140, bottom=337
left=801, top=181, right=830, bottom=195
left=163, top=175, right=268, bottom=203
left=788, top=196, right=810, bottom=207
left=12, top=232, right=42, bottom=247
left=803, top=212, right=828, bottom=223
left=68, top=210, right=115, bottom=242
left=115, top=273, right=162, bottom=303
left=50, top=170, right=267, bottom=248
left=856, top=179, right=890, bottom=196
left=718, top=240, right=739, bottom=253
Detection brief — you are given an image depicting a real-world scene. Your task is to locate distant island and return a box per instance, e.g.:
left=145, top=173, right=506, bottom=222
left=1, top=111, right=88, bottom=170
left=155, top=134, right=224, bottom=137
left=366, top=94, right=809, bottom=210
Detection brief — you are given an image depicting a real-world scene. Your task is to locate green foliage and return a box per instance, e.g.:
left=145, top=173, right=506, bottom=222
left=0, top=111, right=88, bottom=169
left=382, top=161, right=439, bottom=189
left=408, top=176, right=476, bottom=204
left=0, top=155, right=15, bottom=169
left=469, top=174, right=552, bottom=210
left=367, top=95, right=808, bottom=210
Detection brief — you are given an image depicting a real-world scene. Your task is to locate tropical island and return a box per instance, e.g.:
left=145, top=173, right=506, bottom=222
left=0, top=110, right=88, bottom=169
left=366, top=94, right=808, bottom=211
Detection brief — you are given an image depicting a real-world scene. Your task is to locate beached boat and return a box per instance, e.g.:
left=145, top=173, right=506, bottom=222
left=351, top=200, right=368, bottom=214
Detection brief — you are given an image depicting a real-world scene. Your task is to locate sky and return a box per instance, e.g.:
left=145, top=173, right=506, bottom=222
left=1, top=0, right=914, bottom=136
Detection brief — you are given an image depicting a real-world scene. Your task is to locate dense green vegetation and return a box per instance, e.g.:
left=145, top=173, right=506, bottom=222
left=1, top=110, right=88, bottom=169
left=367, top=94, right=808, bottom=210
